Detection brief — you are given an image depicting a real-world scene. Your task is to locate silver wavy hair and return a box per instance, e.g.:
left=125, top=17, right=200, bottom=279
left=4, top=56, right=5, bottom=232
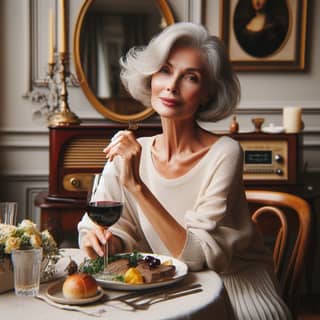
left=120, top=22, right=240, bottom=122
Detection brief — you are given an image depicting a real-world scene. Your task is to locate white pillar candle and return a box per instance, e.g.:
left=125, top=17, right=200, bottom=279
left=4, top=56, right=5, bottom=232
left=48, top=9, right=54, bottom=63
left=283, top=107, right=302, bottom=133
left=59, top=0, right=66, bottom=53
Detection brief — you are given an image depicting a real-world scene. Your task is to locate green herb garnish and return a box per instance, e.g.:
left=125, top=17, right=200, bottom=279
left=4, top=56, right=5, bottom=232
left=112, top=274, right=124, bottom=282
left=79, top=251, right=143, bottom=275
left=79, top=256, right=104, bottom=274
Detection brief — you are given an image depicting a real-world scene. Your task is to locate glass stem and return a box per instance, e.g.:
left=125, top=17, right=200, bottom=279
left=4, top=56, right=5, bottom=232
left=103, top=239, right=108, bottom=271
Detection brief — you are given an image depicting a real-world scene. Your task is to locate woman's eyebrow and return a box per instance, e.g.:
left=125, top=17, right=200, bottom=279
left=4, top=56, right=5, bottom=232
left=166, top=61, right=203, bottom=73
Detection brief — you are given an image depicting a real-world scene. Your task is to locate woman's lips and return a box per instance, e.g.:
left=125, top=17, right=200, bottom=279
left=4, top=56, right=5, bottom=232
left=160, top=97, right=180, bottom=107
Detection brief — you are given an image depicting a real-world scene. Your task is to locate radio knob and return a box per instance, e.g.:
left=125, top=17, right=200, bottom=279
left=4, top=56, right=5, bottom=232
left=274, top=154, right=283, bottom=163
left=70, top=177, right=81, bottom=188
left=275, top=168, right=283, bottom=175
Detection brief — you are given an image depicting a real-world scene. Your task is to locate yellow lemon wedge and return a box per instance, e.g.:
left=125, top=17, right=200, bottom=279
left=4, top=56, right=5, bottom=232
left=123, top=267, right=144, bottom=284
left=162, top=259, right=173, bottom=266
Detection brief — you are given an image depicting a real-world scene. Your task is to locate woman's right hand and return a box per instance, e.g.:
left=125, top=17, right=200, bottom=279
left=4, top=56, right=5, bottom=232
left=81, top=225, right=123, bottom=259
left=81, top=225, right=109, bottom=259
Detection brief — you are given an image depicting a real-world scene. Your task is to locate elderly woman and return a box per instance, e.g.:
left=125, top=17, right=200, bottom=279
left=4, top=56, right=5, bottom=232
left=78, top=22, right=291, bottom=319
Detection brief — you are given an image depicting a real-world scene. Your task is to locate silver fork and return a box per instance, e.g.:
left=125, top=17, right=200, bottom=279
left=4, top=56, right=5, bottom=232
left=118, top=285, right=203, bottom=310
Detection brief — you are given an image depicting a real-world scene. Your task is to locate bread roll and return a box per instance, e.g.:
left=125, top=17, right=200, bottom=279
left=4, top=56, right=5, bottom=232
left=62, top=273, right=98, bottom=299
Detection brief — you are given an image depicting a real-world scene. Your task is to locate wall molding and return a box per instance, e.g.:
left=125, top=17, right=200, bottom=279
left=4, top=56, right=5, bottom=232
left=0, top=131, right=49, bottom=148
left=0, top=174, right=48, bottom=181
left=1, top=127, right=320, bottom=148
left=27, top=187, right=48, bottom=226
left=186, top=0, right=203, bottom=23
left=237, top=108, right=320, bottom=114
left=30, top=0, right=45, bottom=87
left=0, top=175, right=48, bottom=224
left=30, top=0, right=75, bottom=88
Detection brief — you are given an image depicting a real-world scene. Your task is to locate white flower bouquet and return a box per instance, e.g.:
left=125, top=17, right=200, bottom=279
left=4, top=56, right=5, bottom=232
left=0, top=219, right=60, bottom=287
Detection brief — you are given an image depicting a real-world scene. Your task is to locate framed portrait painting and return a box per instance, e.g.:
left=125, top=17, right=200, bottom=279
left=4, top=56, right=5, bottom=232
left=221, top=0, right=309, bottom=71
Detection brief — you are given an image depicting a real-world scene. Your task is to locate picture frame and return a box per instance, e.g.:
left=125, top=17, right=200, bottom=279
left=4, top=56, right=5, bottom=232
left=221, top=0, right=309, bottom=71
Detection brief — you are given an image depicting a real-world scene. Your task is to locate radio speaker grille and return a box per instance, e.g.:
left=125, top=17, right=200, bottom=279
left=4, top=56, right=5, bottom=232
left=63, top=137, right=109, bottom=168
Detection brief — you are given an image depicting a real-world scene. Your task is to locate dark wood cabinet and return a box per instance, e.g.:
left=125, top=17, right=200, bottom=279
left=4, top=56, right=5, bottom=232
left=36, top=123, right=302, bottom=246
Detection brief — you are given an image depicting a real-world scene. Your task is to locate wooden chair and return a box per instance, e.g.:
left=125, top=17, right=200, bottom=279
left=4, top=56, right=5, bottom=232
left=245, top=190, right=311, bottom=314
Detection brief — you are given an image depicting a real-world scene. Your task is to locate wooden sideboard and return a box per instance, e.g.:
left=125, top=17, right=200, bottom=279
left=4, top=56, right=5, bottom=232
left=36, top=123, right=303, bottom=247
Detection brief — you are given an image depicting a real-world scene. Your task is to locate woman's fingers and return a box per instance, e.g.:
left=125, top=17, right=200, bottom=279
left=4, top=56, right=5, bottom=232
left=83, top=231, right=104, bottom=257
left=103, top=130, right=137, bottom=160
left=104, top=229, right=113, bottom=241
left=93, top=225, right=107, bottom=245
left=83, top=246, right=99, bottom=259
left=102, top=129, right=142, bottom=190
left=82, top=227, right=109, bottom=257
left=103, top=130, right=127, bottom=153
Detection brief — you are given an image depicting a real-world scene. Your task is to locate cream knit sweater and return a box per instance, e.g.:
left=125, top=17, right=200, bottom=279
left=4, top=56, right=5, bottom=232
left=78, top=135, right=291, bottom=319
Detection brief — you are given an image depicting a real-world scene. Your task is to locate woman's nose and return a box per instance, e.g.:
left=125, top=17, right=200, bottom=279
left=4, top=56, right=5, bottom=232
left=166, top=77, right=179, bottom=94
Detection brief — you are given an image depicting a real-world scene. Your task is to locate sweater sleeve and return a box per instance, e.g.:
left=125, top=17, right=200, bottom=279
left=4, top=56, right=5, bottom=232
left=179, top=140, right=252, bottom=272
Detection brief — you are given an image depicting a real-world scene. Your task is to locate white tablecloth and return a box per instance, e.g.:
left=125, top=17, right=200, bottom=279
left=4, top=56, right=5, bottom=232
left=0, top=249, right=234, bottom=320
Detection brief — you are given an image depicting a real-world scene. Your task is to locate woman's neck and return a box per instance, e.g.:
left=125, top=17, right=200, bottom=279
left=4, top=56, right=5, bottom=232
left=157, top=118, right=199, bottom=159
left=151, top=117, right=218, bottom=179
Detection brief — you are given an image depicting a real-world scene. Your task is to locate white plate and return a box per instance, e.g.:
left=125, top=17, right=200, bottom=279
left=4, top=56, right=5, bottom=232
left=94, top=253, right=188, bottom=291
left=46, top=281, right=104, bottom=305
left=262, top=125, right=285, bottom=134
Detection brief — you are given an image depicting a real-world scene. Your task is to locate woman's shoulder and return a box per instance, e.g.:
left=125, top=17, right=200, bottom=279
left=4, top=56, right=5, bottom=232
left=214, top=135, right=242, bottom=154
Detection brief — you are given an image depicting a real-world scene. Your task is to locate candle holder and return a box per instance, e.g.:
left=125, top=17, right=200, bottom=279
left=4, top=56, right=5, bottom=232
left=48, top=62, right=55, bottom=79
left=47, top=52, right=81, bottom=127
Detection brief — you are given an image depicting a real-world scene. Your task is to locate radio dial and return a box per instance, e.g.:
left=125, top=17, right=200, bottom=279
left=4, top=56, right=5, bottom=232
left=274, top=154, right=283, bottom=163
left=275, top=168, right=283, bottom=175
left=70, top=177, right=81, bottom=188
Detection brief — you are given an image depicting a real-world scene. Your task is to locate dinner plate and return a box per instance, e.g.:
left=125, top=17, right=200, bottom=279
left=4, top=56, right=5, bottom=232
left=94, top=253, right=188, bottom=291
left=46, top=281, right=104, bottom=305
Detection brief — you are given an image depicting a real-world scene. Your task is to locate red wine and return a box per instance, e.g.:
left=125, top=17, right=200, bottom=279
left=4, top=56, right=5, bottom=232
left=88, top=201, right=123, bottom=227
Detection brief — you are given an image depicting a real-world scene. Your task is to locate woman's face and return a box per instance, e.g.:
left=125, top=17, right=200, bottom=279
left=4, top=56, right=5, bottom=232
left=151, top=46, right=209, bottom=121
left=251, top=0, right=267, bottom=11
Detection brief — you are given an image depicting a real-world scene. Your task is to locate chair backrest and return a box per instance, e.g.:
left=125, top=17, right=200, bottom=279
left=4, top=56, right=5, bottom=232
left=245, top=190, right=311, bottom=310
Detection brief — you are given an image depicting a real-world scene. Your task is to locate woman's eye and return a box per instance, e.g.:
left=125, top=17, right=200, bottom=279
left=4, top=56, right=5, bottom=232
left=159, top=66, right=170, bottom=74
left=185, top=74, right=200, bottom=83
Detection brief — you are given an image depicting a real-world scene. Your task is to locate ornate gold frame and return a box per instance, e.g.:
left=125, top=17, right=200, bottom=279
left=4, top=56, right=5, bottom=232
left=221, top=0, right=309, bottom=71
left=73, top=0, right=175, bottom=123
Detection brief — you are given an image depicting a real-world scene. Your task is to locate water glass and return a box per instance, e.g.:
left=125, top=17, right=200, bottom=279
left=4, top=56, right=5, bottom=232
left=11, top=248, right=43, bottom=296
left=0, top=202, right=18, bottom=224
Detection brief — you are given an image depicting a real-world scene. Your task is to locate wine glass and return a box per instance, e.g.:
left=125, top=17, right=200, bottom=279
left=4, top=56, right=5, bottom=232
left=87, top=173, right=124, bottom=272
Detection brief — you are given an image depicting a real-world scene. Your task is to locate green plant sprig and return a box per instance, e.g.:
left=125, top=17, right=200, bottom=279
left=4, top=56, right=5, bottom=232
left=79, top=251, right=143, bottom=275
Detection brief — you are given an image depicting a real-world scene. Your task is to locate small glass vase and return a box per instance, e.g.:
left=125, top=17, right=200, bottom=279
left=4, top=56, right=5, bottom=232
left=0, top=254, right=58, bottom=293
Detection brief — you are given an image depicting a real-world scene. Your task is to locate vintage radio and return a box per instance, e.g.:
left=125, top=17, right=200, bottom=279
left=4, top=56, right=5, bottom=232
left=48, top=124, right=301, bottom=201
left=237, top=134, right=301, bottom=184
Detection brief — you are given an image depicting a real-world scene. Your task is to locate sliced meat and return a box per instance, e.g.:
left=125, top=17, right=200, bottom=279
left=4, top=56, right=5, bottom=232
left=104, top=258, right=130, bottom=275
left=136, top=260, right=176, bottom=283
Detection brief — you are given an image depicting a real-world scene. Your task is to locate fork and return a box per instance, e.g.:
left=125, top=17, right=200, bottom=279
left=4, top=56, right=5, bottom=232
left=118, top=284, right=203, bottom=310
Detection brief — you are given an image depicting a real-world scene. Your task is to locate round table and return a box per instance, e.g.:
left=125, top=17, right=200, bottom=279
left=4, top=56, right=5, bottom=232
left=0, top=249, right=234, bottom=320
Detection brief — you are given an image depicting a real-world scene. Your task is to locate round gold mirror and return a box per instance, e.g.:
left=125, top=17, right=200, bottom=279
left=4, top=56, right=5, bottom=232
left=74, top=0, right=174, bottom=123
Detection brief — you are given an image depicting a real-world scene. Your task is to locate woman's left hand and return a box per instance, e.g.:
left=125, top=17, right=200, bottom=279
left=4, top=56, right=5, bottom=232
left=103, top=130, right=143, bottom=192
